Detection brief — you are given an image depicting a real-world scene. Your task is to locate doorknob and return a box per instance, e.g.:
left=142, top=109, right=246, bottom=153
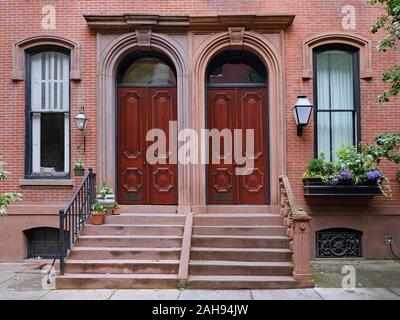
left=143, top=161, right=147, bottom=165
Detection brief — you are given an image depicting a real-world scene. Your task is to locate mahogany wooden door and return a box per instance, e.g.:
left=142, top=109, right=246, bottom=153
left=117, top=87, right=177, bottom=205
left=207, top=88, right=268, bottom=205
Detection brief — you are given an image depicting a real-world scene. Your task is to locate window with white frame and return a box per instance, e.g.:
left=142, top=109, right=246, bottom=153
left=314, top=47, right=360, bottom=162
left=27, top=49, right=70, bottom=177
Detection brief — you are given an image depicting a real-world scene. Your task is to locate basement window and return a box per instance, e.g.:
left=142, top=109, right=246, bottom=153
left=316, top=228, right=362, bottom=258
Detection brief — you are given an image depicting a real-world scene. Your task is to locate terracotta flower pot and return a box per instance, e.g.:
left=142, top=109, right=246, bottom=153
left=112, top=207, right=121, bottom=215
left=91, top=213, right=105, bottom=225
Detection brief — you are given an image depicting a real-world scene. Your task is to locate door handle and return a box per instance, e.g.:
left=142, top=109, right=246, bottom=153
left=143, top=161, right=147, bottom=165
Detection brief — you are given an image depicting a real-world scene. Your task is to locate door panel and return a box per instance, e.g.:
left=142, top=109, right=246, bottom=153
left=118, top=87, right=177, bottom=205
left=207, top=90, right=236, bottom=204
left=148, top=88, right=178, bottom=204
left=237, top=89, right=267, bottom=204
left=118, top=88, right=147, bottom=204
left=207, top=88, right=268, bottom=205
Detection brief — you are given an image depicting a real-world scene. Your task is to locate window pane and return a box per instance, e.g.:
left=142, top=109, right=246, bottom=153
left=317, top=51, right=354, bottom=110
left=120, top=57, right=176, bottom=85
left=39, top=113, right=65, bottom=174
left=316, top=50, right=356, bottom=160
left=331, top=111, right=353, bottom=160
left=317, top=112, right=331, bottom=158
left=208, top=62, right=265, bottom=84
left=31, top=51, right=69, bottom=112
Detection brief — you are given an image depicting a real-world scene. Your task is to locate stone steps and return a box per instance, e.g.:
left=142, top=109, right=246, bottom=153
left=69, top=247, right=182, bottom=260
left=64, top=259, right=180, bottom=274
left=190, top=247, right=292, bottom=262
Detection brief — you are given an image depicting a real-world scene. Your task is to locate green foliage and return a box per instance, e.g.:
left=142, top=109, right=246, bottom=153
left=303, top=153, right=337, bottom=179
left=91, top=202, right=106, bottom=214
left=98, top=182, right=114, bottom=198
left=397, top=168, right=400, bottom=182
left=369, top=0, right=400, bottom=102
left=303, top=132, right=400, bottom=197
left=0, top=153, right=22, bottom=217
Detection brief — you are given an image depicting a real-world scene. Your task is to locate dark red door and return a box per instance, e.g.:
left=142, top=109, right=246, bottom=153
left=118, top=87, right=177, bottom=205
left=207, top=88, right=268, bottom=205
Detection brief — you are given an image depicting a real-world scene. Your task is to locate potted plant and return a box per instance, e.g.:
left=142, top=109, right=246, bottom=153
left=302, top=137, right=396, bottom=197
left=90, top=202, right=106, bottom=225
left=96, top=182, right=115, bottom=214
left=112, top=202, right=121, bottom=215
left=73, top=159, right=85, bottom=176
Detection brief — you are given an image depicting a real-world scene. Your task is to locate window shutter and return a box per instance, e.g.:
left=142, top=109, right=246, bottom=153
left=31, top=52, right=69, bottom=112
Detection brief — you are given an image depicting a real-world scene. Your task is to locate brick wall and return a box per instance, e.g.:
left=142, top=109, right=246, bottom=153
left=0, top=0, right=399, bottom=204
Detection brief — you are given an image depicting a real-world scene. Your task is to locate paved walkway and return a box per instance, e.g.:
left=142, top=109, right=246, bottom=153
left=0, top=262, right=399, bottom=300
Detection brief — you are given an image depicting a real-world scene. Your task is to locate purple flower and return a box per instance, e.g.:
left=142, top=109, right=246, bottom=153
left=339, top=169, right=352, bottom=181
left=366, top=170, right=382, bottom=181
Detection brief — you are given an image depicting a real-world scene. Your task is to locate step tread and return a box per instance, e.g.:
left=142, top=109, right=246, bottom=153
left=71, top=247, right=181, bottom=251
left=192, top=235, right=289, bottom=239
left=194, top=225, right=285, bottom=229
left=188, top=275, right=295, bottom=282
left=191, top=247, right=291, bottom=252
left=66, top=259, right=180, bottom=264
left=190, top=260, right=293, bottom=267
left=110, top=212, right=182, bottom=218
left=59, top=273, right=177, bottom=279
left=79, top=235, right=183, bottom=239
left=194, top=213, right=280, bottom=217
left=86, top=224, right=184, bottom=228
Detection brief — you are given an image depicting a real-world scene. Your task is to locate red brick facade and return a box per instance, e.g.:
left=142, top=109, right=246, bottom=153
left=0, top=1, right=399, bottom=261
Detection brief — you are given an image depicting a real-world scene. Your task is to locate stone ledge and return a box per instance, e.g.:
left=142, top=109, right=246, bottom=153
left=19, top=179, right=74, bottom=187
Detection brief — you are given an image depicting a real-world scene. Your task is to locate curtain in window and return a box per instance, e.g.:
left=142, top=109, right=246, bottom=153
left=316, top=51, right=354, bottom=161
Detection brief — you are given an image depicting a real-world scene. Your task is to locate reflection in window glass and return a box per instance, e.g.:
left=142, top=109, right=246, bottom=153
left=208, top=62, right=265, bottom=85
left=120, top=57, right=176, bottom=85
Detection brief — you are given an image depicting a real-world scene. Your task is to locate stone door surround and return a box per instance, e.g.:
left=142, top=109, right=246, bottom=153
left=87, top=14, right=293, bottom=213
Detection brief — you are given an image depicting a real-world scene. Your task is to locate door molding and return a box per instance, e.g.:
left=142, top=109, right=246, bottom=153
left=96, top=32, right=190, bottom=213
left=192, top=31, right=286, bottom=207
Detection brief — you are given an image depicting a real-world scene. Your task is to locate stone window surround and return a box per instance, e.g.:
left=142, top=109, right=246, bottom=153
left=302, top=31, right=373, bottom=80
left=11, top=34, right=82, bottom=81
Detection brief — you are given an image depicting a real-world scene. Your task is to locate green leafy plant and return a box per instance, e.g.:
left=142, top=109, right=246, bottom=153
left=91, top=202, right=106, bottom=214
left=98, top=182, right=114, bottom=198
left=0, top=153, right=22, bottom=217
left=303, top=153, right=336, bottom=179
left=303, top=132, right=400, bottom=197
left=397, top=168, right=400, bottom=182
left=73, top=159, right=85, bottom=170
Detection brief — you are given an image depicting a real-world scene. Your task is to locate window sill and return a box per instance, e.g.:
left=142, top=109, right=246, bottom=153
left=19, top=179, right=74, bottom=187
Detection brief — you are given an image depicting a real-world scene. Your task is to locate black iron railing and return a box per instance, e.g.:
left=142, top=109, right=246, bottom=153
left=57, top=168, right=96, bottom=275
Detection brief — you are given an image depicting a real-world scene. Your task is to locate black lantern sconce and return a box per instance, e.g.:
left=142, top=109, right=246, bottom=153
left=292, top=95, right=313, bottom=136
left=74, top=106, right=89, bottom=152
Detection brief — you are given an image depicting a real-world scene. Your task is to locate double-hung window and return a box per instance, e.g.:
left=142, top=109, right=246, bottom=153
left=314, top=46, right=360, bottom=161
left=26, top=48, right=70, bottom=177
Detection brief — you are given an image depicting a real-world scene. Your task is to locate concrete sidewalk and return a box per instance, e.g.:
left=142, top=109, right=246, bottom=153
left=0, top=261, right=399, bottom=300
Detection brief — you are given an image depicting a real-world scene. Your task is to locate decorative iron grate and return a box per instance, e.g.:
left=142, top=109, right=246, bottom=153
left=316, top=228, right=362, bottom=258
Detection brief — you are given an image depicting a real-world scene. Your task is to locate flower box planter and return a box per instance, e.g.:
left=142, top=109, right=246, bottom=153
left=303, top=178, right=382, bottom=196
left=74, top=168, right=85, bottom=176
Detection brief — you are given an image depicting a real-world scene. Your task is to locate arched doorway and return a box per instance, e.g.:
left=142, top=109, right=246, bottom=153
left=117, top=53, right=178, bottom=205
left=206, top=51, right=269, bottom=205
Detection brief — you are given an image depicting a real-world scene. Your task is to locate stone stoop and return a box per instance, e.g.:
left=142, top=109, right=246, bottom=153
left=56, top=209, right=314, bottom=289
left=186, top=213, right=314, bottom=289
left=55, top=212, right=185, bottom=289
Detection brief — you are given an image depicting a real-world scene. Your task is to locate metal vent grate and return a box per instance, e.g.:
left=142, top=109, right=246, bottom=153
left=316, top=228, right=362, bottom=258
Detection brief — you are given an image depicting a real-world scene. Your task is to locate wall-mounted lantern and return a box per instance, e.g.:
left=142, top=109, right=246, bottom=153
left=75, top=106, right=89, bottom=152
left=293, top=95, right=313, bottom=137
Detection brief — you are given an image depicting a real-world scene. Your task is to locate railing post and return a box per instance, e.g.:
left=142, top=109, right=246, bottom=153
left=88, top=168, right=94, bottom=208
left=292, top=212, right=312, bottom=282
left=59, top=209, right=65, bottom=275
